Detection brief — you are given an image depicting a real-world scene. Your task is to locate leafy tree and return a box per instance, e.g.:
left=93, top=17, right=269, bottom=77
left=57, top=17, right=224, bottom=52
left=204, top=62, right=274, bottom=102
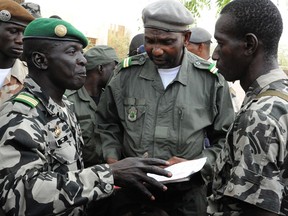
left=180, top=0, right=231, bottom=18
left=108, top=28, right=131, bottom=61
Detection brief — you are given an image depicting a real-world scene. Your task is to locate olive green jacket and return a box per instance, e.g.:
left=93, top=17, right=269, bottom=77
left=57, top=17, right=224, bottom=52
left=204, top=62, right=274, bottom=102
left=96, top=50, right=234, bottom=182
left=66, top=87, right=103, bottom=166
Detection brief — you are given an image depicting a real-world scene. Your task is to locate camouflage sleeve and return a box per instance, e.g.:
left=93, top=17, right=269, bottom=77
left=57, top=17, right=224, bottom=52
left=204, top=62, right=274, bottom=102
left=0, top=103, right=114, bottom=215
left=222, top=97, right=288, bottom=214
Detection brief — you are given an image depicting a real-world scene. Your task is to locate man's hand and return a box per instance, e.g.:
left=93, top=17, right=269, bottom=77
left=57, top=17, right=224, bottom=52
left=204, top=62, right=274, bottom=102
left=109, top=157, right=172, bottom=201
left=167, top=156, right=187, bottom=166
left=107, top=157, right=118, bottom=164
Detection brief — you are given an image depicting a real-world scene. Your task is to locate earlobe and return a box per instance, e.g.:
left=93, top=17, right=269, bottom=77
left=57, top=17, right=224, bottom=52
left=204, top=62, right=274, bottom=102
left=184, top=31, right=191, bottom=45
left=32, top=52, right=48, bottom=69
left=245, top=33, right=258, bottom=55
left=98, top=65, right=104, bottom=74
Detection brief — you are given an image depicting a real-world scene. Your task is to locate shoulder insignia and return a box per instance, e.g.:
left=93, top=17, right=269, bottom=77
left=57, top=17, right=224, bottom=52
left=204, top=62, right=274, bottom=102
left=115, top=53, right=147, bottom=74
left=208, top=63, right=218, bottom=75
left=13, top=92, right=39, bottom=108
left=193, top=60, right=218, bottom=75
left=122, top=57, right=132, bottom=68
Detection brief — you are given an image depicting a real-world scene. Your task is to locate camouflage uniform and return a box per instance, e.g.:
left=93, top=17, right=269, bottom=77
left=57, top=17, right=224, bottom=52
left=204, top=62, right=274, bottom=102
left=0, top=59, right=28, bottom=106
left=96, top=50, right=235, bottom=215
left=0, top=77, right=114, bottom=215
left=208, top=69, right=288, bottom=215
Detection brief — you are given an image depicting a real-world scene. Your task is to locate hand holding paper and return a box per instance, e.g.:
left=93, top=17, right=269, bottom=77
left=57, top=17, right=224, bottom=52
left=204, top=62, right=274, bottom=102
left=148, top=157, right=207, bottom=184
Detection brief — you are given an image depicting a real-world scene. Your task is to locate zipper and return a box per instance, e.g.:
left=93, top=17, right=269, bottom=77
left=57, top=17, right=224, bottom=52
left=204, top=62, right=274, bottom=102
left=177, top=107, right=184, bottom=153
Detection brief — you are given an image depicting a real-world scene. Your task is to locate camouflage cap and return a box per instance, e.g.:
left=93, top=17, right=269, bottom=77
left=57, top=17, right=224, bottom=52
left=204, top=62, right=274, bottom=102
left=142, top=0, right=194, bottom=32
left=84, top=45, right=119, bottom=71
left=23, top=18, right=88, bottom=47
left=189, top=27, right=212, bottom=43
left=20, top=2, right=41, bottom=18
left=0, top=0, right=34, bottom=27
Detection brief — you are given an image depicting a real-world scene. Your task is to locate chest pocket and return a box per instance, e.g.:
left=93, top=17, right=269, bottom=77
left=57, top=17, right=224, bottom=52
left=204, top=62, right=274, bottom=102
left=77, top=114, right=94, bottom=142
left=47, top=129, right=80, bottom=165
left=123, top=97, right=146, bottom=130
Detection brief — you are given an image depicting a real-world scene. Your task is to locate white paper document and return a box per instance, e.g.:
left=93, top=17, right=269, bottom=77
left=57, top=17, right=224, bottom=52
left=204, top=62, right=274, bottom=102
left=148, top=157, right=207, bottom=184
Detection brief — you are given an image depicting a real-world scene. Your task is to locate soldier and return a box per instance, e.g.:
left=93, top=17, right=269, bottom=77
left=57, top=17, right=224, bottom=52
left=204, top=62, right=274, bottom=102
left=95, top=0, right=235, bottom=215
left=0, top=0, right=34, bottom=105
left=187, top=27, right=212, bottom=60
left=128, top=33, right=145, bottom=56
left=66, top=45, right=119, bottom=167
left=187, top=27, right=244, bottom=113
left=0, top=17, right=172, bottom=215
left=208, top=0, right=288, bottom=215
left=20, top=2, right=42, bottom=18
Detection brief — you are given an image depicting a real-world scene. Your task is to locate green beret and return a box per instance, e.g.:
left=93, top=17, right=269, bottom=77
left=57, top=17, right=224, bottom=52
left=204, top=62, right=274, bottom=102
left=189, top=27, right=212, bottom=43
left=23, top=18, right=88, bottom=47
left=0, top=0, right=34, bottom=27
left=142, top=0, right=194, bottom=32
left=85, top=45, right=119, bottom=71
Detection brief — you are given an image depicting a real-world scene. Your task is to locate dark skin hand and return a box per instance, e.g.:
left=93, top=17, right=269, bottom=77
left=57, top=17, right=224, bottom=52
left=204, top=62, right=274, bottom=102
left=166, top=156, right=187, bottom=166
left=110, top=157, right=172, bottom=201
left=107, top=156, right=187, bottom=167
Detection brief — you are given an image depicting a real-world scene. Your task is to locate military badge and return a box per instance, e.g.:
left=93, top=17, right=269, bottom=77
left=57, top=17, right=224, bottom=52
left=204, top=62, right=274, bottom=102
left=127, top=106, right=137, bottom=122
left=54, top=125, right=61, bottom=138
left=54, top=24, right=67, bottom=37
left=0, top=10, right=11, bottom=22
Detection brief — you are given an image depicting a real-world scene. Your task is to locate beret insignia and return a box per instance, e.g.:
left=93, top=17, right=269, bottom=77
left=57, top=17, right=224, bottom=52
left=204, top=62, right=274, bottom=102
left=0, top=10, right=11, bottom=22
left=55, top=24, right=67, bottom=37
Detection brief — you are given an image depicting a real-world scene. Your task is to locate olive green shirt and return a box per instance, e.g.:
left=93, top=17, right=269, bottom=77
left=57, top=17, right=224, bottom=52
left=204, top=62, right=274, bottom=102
left=96, top=50, right=234, bottom=182
left=66, top=87, right=103, bottom=166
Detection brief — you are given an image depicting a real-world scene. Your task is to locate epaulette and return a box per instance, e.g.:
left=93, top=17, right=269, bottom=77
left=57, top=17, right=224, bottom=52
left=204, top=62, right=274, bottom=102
left=13, top=92, right=39, bottom=108
left=115, top=53, right=147, bottom=74
left=193, top=59, right=218, bottom=75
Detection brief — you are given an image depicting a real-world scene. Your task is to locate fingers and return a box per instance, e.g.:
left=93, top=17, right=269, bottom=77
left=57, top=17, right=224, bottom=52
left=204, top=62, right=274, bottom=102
left=132, top=180, right=157, bottom=201
left=142, top=164, right=172, bottom=178
left=167, top=156, right=187, bottom=165
left=132, top=173, right=168, bottom=200
left=110, top=157, right=172, bottom=200
left=139, top=157, right=170, bottom=167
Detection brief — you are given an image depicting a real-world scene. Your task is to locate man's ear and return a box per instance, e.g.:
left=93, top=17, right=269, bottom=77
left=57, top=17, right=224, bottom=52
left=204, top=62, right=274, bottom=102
left=32, top=52, right=48, bottom=69
left=244, top=33, right=258, bottom=55
left=184, top=31, right=191, bottom=46
left=98, top=65, right=103, bottom=74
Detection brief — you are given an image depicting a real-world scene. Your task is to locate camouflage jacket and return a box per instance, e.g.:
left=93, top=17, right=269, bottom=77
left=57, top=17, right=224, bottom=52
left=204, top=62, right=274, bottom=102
left=0, top=77, right=114, bottom=216
left=209, top=69, right=288, bottom=215
left=0, top=59, right=28, bottom=106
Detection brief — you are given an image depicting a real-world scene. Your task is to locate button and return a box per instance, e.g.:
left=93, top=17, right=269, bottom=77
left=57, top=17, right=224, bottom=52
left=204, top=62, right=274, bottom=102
left=105, top=184, right=113, bottom=191
left=139, top=56, right=145, bottom=63
left=142, top=152, right=149, bottom=158
left=228, top=184, right=234, bottom=192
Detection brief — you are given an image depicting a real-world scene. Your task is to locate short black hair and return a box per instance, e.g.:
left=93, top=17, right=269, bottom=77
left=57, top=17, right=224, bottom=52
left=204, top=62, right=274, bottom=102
left=221, top=0, right=283, bottom=57
left=23, top=39, right=61, bottom=70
